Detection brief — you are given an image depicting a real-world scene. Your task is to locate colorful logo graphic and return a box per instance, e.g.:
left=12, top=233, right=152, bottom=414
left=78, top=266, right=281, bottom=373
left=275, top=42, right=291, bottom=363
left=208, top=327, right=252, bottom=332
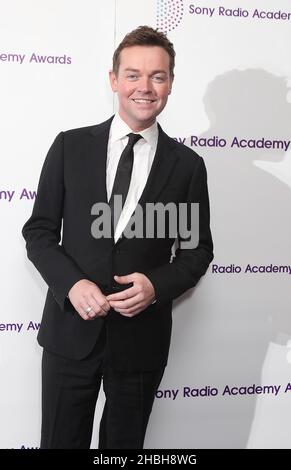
left=157, top=0, right=184, bottom=33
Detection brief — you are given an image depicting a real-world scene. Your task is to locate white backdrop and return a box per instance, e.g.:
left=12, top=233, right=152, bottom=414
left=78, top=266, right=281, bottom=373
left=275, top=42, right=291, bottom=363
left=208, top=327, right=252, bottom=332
left=1, top=0, right=291, bottom=449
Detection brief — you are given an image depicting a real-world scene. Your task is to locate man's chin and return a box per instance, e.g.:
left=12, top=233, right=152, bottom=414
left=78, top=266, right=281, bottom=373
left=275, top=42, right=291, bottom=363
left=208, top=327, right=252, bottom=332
left=132, top=110, right=159, bottom=125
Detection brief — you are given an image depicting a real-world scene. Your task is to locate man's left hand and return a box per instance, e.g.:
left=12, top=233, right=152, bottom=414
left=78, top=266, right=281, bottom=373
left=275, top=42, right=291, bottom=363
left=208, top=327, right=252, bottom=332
left=106, top=273, right=156, bottom=317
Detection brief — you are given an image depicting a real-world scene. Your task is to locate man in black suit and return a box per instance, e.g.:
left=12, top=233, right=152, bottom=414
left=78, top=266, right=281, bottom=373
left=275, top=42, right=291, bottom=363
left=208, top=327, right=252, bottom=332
left=22, top=25, right=213, bottom=449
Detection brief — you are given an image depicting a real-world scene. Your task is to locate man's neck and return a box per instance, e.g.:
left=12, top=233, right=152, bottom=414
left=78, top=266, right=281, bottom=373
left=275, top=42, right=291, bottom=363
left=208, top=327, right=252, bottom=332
left=117, top=112, right=156, bottom=133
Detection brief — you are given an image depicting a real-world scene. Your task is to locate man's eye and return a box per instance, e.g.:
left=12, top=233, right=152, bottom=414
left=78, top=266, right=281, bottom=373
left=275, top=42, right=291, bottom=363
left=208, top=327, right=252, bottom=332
left=152, top=75, right=164, bottom=82
left=127, top=74, right=138, bottom=80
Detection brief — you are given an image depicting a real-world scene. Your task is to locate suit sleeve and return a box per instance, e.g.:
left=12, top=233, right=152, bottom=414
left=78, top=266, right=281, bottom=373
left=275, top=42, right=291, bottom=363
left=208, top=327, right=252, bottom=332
left=22, top=132, right=86, bottom=310
left=145, top=157, right=213, bottom=303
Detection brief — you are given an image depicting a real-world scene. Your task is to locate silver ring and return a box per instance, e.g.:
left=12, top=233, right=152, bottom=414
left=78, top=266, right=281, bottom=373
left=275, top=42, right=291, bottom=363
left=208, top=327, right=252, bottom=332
left=85, top=306, right=92, bottom=314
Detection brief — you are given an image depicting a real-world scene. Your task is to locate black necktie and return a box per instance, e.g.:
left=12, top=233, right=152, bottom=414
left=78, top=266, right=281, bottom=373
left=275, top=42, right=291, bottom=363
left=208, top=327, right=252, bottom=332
left=109, top=132, right=142, bottom=231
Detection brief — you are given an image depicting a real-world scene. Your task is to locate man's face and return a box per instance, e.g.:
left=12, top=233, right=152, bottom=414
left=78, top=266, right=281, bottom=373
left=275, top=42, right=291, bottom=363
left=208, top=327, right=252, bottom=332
left=109, top=45, right=173, bottom=131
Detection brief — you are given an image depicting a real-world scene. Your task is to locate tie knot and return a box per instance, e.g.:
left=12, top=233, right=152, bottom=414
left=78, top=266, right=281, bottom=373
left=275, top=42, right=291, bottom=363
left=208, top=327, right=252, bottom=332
left=127, top=133, right=142, bottom=147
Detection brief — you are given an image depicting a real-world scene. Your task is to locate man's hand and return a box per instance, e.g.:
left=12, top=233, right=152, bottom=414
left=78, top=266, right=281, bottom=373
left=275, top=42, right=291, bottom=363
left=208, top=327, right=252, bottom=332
left=68, top=279, right=111, bottom=321
left=106, top=273, right=156, bottom=317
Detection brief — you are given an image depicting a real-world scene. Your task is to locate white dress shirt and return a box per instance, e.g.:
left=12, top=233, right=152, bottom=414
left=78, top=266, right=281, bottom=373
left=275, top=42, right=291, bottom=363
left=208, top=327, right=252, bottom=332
left=106, top=114, right=158, bottom=243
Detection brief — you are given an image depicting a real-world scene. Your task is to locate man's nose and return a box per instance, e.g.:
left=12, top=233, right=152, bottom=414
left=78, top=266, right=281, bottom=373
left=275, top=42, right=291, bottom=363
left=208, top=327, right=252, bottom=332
left=137, top=76, right=153, bottom=93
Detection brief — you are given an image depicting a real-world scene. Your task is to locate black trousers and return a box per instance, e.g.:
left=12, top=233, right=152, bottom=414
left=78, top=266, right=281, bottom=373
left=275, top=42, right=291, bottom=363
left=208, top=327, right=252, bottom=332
left=40, top=327, right=164, bottom=449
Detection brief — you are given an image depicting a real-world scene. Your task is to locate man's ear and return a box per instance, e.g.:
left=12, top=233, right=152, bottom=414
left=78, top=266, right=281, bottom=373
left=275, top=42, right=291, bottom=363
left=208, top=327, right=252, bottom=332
left=109, top=70, right=118, bottom=92
left=168, top=74, right=174, bottom=95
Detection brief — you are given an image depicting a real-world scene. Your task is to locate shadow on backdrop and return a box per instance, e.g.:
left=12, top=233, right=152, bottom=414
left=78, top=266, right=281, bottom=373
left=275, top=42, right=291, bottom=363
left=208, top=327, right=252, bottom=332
left=152, top=69, right=291, bottom=449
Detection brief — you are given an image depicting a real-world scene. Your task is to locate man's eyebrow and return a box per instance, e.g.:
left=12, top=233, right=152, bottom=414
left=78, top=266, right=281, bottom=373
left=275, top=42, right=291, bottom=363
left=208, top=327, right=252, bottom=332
left=123, top=68, right=168, bottom=75
left=124, top=68, right=140, bottom=72
left=150, top=70, right=168, bottom=75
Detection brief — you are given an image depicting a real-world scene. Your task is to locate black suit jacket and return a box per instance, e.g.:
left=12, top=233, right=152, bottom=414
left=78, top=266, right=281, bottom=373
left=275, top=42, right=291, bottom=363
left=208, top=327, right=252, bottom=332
left=22, top=117, right=213, bottom=371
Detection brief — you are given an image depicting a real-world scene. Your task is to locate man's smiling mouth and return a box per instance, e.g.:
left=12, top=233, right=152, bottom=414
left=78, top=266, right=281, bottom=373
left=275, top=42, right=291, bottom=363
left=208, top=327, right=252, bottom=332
left=132, top=98, right=156, bottom=104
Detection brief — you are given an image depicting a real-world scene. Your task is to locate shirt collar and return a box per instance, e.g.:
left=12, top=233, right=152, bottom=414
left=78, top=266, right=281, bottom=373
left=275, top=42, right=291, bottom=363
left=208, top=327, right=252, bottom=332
left=110, top=113, right=158, bottom=149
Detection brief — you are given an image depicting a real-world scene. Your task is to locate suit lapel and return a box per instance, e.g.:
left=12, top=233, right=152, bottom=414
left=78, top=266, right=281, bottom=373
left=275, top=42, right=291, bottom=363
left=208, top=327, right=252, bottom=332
left=138, top=125, right=178, bottom=206
left=87, top=117, right=113, bottom=205
left=115, top=125, right=179, bottom=246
